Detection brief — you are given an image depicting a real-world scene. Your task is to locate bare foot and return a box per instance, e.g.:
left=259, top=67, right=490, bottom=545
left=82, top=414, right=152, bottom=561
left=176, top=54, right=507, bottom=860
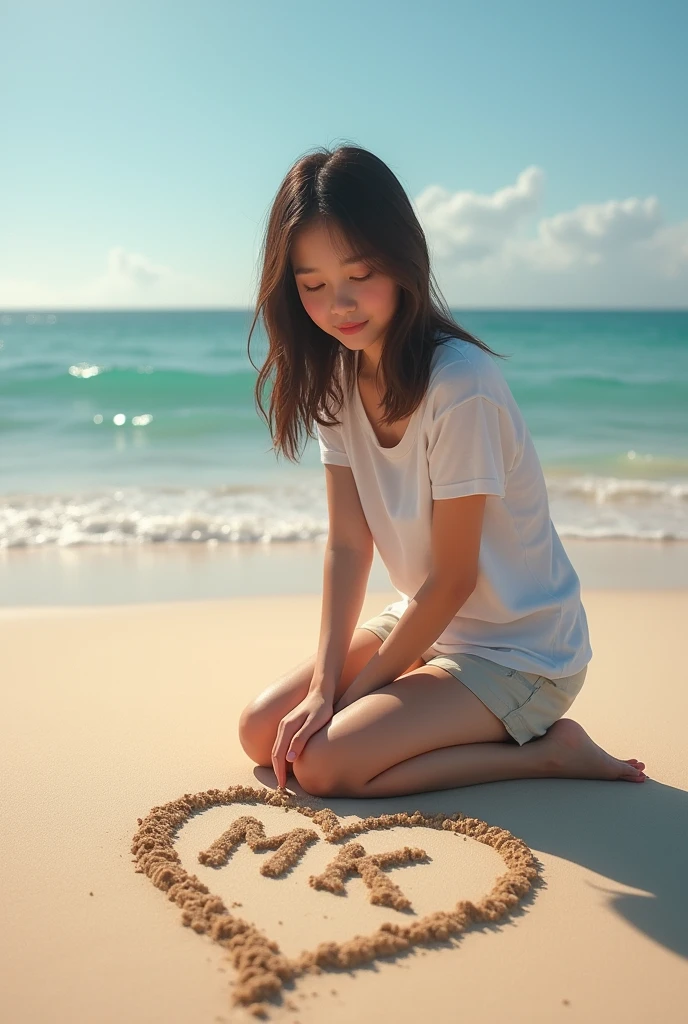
left=538, top=719, right=648, bottom=782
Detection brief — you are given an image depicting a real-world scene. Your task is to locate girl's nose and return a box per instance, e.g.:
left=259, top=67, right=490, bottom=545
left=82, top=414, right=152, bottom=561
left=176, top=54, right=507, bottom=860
left=330, top=288, right=357, bottom=315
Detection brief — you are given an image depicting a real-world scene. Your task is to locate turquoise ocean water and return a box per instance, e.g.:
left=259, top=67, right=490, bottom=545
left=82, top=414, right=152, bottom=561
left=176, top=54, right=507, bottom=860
left=1, top=309, right=686, bottom=548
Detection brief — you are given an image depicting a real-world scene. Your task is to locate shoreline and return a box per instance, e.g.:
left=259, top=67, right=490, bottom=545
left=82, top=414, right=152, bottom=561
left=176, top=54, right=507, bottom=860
left=2, top=536, right=688, bottom=608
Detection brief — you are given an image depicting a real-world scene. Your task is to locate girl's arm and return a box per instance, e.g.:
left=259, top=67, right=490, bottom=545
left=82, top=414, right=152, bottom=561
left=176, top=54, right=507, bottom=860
left=334, top=575, right=473, bottom=709
left=334, top=492, right=486, bottom=709
left=309, top=465, right=374, bottom=701
left=310, top=544, right=373, bottom=701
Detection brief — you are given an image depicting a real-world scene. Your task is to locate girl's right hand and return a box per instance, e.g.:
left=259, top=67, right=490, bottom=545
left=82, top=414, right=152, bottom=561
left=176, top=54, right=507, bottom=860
left=271, top=690, right=334, bottom=789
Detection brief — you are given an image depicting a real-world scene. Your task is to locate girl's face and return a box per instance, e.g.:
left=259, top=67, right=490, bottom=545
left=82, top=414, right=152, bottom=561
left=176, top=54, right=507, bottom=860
left=290, top=219, right=400, bottom=353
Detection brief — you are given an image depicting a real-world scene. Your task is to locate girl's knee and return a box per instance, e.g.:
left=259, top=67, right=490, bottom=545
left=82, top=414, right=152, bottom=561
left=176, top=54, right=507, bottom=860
left=238, top=701, right=275, bottom=765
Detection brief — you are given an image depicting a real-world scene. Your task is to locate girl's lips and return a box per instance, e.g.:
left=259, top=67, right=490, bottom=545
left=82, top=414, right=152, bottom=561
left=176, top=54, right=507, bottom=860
left=338, top=321, right=368, bottom=334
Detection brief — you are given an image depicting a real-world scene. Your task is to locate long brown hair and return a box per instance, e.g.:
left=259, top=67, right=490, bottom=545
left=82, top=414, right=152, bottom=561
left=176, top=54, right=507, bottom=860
left=248, top=144, right=508, bottom=462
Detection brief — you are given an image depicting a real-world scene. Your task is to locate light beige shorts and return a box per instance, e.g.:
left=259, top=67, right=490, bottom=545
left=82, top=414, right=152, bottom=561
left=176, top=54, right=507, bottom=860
left=358, top=611, right=588, bottom=746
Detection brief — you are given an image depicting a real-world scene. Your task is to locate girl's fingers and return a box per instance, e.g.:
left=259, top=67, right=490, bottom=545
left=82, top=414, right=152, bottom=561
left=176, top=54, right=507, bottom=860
left=287, top=724, right=312, bottom=762
left=284, top=730, right=305, bottom=768
left=282, top=720, right=317, bottom=778
left=272, top=704, right=325, bottom=787
left=273, top=721, right=300, bottom=787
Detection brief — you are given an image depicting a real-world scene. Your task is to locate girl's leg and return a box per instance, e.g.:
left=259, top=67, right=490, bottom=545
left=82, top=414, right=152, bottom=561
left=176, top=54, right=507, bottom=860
left=290, top=666, right=647, bottom=798
left=238, top=627, right=425, bottom=769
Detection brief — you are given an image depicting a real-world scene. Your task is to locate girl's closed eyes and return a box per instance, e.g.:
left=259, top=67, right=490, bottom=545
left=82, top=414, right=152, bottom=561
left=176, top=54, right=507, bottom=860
left=302, top=271, right=373, bottom=292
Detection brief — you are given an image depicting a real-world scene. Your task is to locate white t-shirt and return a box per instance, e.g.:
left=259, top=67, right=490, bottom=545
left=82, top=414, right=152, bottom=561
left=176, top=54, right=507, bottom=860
left=316, top=336, right=592, bottom=679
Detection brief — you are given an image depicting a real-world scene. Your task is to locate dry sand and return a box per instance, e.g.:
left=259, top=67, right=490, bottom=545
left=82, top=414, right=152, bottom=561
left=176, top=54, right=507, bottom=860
left=2, top=588, right=688, bottom=1023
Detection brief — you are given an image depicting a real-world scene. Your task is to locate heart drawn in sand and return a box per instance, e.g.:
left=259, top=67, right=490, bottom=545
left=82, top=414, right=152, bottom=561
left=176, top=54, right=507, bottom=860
left=131, top=784, right=540, bottom=1018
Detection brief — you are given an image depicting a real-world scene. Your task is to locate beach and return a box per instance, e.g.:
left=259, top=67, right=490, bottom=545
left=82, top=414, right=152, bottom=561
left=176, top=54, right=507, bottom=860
left=2, top=307, right=686, bottom=1021
left=3, top=541, right=687, bottom=1023
left=3, top=0, right=687, bottom=1014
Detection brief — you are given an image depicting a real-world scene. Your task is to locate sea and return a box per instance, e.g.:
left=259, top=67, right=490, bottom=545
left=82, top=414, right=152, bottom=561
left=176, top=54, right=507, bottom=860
left=1, top=309, right=687, bottom=550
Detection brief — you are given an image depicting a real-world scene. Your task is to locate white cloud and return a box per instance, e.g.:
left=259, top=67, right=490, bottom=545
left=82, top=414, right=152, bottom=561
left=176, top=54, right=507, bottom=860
left=0, top=246, right=231, bottom=308
left=414, top=166, right=544, bottom=261
left=102, top=246, right=169, bottom=289
left=413, top=168, right=688, bottom=306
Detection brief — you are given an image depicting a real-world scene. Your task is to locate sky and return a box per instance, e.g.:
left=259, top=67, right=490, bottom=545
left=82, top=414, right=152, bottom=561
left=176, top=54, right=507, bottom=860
left=1, top=0, right=686, bottom=310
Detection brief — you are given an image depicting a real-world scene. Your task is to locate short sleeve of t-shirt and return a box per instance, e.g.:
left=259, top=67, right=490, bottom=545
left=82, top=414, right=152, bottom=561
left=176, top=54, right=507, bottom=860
left=316, top=417, right=350, bottom=467
left=427, top=395, right=507, bottom=499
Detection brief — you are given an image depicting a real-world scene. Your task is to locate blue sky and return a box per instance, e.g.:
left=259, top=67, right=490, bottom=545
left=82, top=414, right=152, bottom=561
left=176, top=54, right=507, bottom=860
left=1, top=0, right=686, bottom=309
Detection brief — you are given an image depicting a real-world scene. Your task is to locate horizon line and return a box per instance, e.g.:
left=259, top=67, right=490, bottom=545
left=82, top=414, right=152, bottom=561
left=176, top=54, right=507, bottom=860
left=2, top=306, right=688, bottom=314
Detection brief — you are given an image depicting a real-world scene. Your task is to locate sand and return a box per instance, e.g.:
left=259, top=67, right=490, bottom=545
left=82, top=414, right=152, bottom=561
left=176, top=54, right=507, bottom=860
left=133, top=787, right=538, bottom=1016
left=3, top=587, right=688, bottom=1022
